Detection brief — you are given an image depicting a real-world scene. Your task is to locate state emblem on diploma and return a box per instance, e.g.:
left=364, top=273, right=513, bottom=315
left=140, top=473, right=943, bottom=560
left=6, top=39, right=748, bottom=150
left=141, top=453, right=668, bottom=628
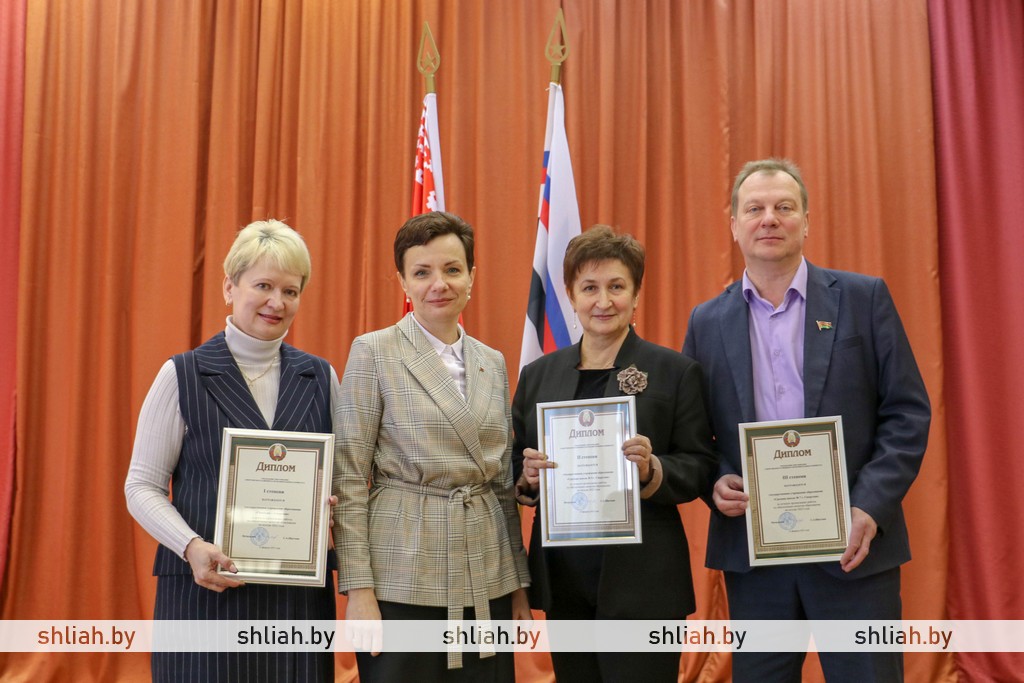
left=739, top=416, right=852, bottom=566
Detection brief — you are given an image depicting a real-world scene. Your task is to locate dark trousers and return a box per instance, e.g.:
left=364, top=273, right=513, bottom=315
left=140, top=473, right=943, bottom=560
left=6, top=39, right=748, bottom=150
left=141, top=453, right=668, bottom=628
left=354, top=595, right=515, bottom=683
left=544, top=545, right=681, bottom=683
left=725, top=564, right=903, bottom=683
left=151, top=574, right=336, bottom=683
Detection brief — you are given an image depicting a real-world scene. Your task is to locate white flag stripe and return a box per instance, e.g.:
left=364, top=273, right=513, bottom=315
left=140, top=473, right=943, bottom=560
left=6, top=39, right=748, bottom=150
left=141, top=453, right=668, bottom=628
left=519, top=83, right=582, bottom=373
left=423, top=92, right=445, bottom=211
left=544, top=84, right=581, bottom=347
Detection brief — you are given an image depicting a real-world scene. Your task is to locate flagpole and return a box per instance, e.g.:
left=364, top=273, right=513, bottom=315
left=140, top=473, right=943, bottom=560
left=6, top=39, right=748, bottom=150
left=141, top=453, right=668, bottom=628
left=412, top=20, right=444, bottom=213
left=519, top=9, right=582, bottom=371
left=412, top=19, right=444, bottom=216
left=418, top=21, right=440, bottom=94
left=409, top=21, right=450, bottom=318
left=545, top=8, right=570, bottom=85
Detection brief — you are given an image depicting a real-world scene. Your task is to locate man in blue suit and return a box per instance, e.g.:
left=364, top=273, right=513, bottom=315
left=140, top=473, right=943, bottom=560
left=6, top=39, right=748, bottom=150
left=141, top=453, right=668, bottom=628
left=683, top=158, right=930, bottom=682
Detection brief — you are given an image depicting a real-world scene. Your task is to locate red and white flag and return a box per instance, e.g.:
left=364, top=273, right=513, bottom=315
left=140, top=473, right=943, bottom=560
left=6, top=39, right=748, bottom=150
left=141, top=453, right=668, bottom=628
left=412, top=92, right=446, bottom=215
left=405, top=92, right=447, bottom=315
left=518, top=82, right=582, bottom=373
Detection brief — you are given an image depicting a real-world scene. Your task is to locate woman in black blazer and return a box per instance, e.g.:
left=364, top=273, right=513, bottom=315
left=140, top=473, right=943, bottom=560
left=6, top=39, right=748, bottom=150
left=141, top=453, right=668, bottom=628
left=512, top=225, right=717, bottom=682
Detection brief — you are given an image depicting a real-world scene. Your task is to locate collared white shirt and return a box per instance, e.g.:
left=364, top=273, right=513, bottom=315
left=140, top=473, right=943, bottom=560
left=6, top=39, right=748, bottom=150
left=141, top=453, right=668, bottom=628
left=412, top=316, right=468, bottom=399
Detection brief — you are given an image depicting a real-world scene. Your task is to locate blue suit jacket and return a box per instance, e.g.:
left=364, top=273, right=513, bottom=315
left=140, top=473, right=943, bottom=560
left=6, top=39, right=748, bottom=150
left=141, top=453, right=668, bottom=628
left=682, top=262, right=930, bottom=578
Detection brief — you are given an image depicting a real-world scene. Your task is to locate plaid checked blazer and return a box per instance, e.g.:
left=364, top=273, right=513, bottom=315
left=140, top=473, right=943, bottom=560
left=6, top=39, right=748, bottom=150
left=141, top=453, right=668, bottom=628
left=333, top=314, right=530, bottom=617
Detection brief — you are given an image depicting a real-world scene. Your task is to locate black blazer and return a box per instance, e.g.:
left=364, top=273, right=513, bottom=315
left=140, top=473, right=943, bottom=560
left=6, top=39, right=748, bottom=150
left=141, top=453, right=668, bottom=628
left=512, top=328, right=717, bottom=618
left=683, top=262, right=931, bottom=578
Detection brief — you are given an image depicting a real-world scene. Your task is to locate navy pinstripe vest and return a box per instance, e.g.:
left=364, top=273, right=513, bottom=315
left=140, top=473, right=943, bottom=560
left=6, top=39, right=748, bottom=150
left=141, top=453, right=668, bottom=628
left=153, top=332, right=333, bottom=575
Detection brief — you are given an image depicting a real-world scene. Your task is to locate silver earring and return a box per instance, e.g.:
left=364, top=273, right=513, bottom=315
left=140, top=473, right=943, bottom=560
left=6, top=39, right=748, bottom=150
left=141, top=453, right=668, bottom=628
left=573, top=311, right=578, bottom=330
left=467, top=290, right=472, bottom=300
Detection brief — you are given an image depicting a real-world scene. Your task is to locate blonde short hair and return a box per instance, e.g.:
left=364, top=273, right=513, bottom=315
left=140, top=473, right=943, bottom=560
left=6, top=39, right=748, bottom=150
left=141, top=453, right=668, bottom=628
left=223, top=220, right=312, bottom=290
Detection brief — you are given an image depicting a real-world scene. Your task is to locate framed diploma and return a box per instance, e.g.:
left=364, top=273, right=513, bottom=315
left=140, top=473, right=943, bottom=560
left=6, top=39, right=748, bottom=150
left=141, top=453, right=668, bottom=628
left=213, top=428, right=334, bottom=586
left=536, top=396, right=641, bottom=547
left=739, top=416, right=852, bottom=566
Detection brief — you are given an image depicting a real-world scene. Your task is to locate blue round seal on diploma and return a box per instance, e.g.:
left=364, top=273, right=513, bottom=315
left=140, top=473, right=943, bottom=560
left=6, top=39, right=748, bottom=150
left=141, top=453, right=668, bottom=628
left=250, top=526, right=270, bottom=546
left=778, top=512, right=797, bottom=531
left=571, top=491, right=589, bottom=511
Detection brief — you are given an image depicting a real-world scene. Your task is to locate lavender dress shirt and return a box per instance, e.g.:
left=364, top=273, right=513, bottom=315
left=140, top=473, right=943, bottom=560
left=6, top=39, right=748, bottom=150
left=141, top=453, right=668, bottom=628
left=742, top=258, right=808, bottom=422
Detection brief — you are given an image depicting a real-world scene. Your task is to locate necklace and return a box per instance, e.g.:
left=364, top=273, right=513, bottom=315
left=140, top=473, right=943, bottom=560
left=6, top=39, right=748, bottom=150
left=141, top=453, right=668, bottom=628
left=578, top=352, right=617, bottom=370
left=239, top=360, right=278, bottom=387
left=579, top=337, right=623, bottom=370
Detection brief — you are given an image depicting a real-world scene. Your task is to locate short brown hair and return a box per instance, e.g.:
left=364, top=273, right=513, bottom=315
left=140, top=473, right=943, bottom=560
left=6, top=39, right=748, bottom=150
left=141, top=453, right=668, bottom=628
left=394, top=211, right=475, bottom=273
left=731, top=158, right=809, bottom=216
left=563, top=225, right=646, bottom=292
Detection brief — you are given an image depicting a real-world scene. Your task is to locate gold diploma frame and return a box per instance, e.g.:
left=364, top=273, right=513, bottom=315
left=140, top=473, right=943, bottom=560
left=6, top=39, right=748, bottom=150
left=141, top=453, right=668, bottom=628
left=739, top=416, right=852, bottom=566
left=536, top=396, right=641, bottom=547
left=213, top=428, right=334, bottom=586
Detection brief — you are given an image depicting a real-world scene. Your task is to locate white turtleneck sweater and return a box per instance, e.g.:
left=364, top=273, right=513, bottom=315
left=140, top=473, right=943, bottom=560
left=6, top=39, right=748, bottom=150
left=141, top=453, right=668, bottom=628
left=124, top=318, right=338, bottom=559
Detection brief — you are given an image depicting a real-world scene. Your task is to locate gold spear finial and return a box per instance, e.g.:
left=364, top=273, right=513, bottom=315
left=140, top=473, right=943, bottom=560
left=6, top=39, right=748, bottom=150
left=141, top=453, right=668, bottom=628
left=417, top=21, right=440, bottom=94
left=545, top=8, right=570, bottom=84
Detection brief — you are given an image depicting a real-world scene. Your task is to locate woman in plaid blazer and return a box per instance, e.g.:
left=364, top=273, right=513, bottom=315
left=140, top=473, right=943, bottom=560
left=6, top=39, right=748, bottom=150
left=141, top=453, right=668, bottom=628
left=334, top=212, right=531, bottom=681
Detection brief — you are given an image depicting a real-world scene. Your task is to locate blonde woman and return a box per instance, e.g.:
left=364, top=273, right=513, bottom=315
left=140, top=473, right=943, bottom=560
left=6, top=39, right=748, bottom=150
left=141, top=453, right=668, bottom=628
left=126, top=220, right=337, bottom=682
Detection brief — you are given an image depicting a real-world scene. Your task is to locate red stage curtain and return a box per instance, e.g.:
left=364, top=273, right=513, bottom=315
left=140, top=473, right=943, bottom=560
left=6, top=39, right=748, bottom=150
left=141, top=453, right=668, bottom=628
left=0, top=0, right=25, bottom=596
left=929, top=0, right=1024, bottom=680
left=0, top=1, right=974, bottom=680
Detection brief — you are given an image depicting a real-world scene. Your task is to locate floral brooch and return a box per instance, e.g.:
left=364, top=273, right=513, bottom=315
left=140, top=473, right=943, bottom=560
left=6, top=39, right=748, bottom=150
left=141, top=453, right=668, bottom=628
left=617, top=365, right=648, bottom=395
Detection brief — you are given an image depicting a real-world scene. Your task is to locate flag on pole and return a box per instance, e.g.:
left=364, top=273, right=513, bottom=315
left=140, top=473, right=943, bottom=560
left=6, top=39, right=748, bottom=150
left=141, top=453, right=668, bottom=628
left=405, top=91, right=446, bottom=315
left=412, top=92, right=445, bottom=216
left=519, top=82, right=582, bottom=372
